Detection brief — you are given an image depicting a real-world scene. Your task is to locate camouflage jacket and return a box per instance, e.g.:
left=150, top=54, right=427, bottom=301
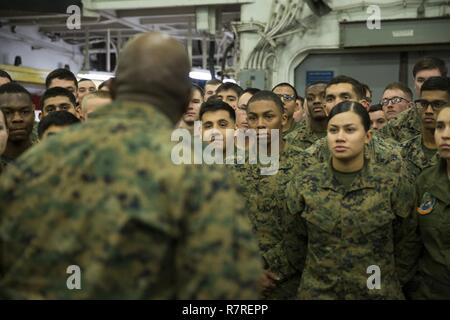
left=0, top=132, right=38, bottom=176
left=237, top=144, right=316, bottom=299
left=0, top=155, right=10, bottom=176
left=286, top=159, right=420, bottom=299
left=0, top=100, right=263, bottom=299
left=378, top=107, right=421, bottom=143
left=31, top=121, right=39, bottom=144
left=284, top=119, right=327, bottom=150
left=304, top=134, right=408, bottom=176
left=410, top=159, right=450, bottom=299
left=282, top=119, right=304, bottom=139
left=400, top=134, right=439, bottom=179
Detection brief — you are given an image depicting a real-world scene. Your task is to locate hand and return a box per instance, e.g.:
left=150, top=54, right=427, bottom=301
left=259, top=270, right=280, bottom=294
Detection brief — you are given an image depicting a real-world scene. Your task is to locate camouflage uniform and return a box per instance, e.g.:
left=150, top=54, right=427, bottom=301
left=378, top=107, right=421, bottom=143
left=31, top=121, right=39, bottom=144
left=400, top=134, right=439, bottom=179
left=237, top=144, right=316, bottom=299
left=285, top=159, right=420, bottom=299
left=284, top=119, right=327, bottom=150
left=410, top=159, right=450, bottom=299
left=305, top=135, right=407, bottom=175
left=0, top=155, right=10, bottom=176
left=283, top=119, right=304, bottom=139
left=0, top=100, right=263, bottom=299
left=0, top=122, right=38, bottom=176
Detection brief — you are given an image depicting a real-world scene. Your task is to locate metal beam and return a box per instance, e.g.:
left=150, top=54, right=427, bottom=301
left=84, top=0, right=253, bottom=10
left=116, top=4, right=240, bottom=17
left=37, top=22, right=126, bottom=30
left=0, top=31, right=76, bottom=57
left=106, top=29, right=111, bottom=72
left=0, top=13, right=69, bottom=19
left=98, top=10, right=151, bottom=33
left=139, top=11, right=239, bottom=25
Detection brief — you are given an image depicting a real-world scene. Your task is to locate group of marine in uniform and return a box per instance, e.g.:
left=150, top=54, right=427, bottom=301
left=0, top=32, right=449, bottom=300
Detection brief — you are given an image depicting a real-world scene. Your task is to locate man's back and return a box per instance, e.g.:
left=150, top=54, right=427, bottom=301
left=0, top=100, right=262, bottom=299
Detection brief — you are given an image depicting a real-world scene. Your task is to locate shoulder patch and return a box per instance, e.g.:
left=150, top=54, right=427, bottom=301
left=417, top=192, right=436, bottom=215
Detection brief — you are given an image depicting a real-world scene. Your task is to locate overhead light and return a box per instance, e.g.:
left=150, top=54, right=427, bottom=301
left=223, top=78, right=237, bottom=84
left=189, top=69, right=212, bottom=81
left=77, top=71, right=114, bottom=81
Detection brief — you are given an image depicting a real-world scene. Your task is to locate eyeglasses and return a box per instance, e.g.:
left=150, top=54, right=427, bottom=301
left=276, top=94, right=296, bottom=102
left=414, top=99, right=448, bottom=111
left=380, top=96, right=409, bottom=106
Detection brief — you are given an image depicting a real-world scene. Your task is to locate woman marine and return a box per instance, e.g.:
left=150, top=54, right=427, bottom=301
left=286, top=101, right=420, bottom=299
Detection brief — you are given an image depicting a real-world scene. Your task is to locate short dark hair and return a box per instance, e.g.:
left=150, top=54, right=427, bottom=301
left=38, top=111, right=80, bottom=138
left=192, top=83, right=204, bottom=97
left=368, top=103, right=383, bottom=113
left=45, top=68, right=78, bottom=89
left=41, top=87, right=77, bottom=109
left=306, top=81, right=328, bottom=92
left=328, top=100, right=371, bottom=132
left=247, top=90, right=284, bottom=114
left=243, top=87, right=261, bottom=96
left=216, top=82, right=243, bottom=98
left=206, top=94, right=219, bottom=102
left=272, top=82, right=299, bottom=99
left=98, top=77, right=114, bottom=90
left=383, top=82, right=413, bottom=101
left=205, top=79, right=222, bottom=86
left=0, top=82, right=32, bottom=102
left=413, top=57, right=448, bottom=78
left=420, top=76, right=450, bottom=97
left=420, top=77, right=450, bottom=97
left=78, top=78, right=95, bottom=84
left=326, top=75, right=365, bottom=101
left=0, top=69, right=13, bottom=82
left=199, top=99, right=236, bottom=122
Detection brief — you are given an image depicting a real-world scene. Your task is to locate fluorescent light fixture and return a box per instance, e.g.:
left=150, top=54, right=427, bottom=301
left=77, top=71, right=114, bottom=81
left=189, top=69, right=212, bottom=81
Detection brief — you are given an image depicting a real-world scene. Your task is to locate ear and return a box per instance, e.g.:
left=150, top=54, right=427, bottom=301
left=281, top=112, right=288, bottom=127
left=75, top=106, right=83, bottom=120
left=360, top=99, right=370, bottom=111
left=38, top=111, right=43, bottom=120
left=365, top=129, right=372, bottom=145
left=294, top=99, right=301, bottom=112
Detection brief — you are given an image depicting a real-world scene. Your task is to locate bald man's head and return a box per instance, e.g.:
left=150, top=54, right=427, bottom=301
left=116, top=32, right=191, bottom=123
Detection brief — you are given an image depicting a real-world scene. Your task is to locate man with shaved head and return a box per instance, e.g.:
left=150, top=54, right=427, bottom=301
left=0, top=32, right=262, bottom=299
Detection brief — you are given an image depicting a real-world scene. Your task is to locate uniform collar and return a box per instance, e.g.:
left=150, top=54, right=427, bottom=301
left=320, top=157, right=377, bottom=192
left=409, top=134, right=438, bottom=170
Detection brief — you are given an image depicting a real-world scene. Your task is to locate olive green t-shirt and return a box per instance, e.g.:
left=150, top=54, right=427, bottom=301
left=421, top=144, right=437, bottom=163
left=332, top=168, right=363, bottom=189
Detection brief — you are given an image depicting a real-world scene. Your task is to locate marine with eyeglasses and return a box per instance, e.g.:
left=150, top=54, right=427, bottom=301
left=399, top=76, right=450, bottom=178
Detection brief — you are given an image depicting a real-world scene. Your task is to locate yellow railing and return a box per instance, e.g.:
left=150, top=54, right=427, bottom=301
left=0, top=64, right=50, bottom=85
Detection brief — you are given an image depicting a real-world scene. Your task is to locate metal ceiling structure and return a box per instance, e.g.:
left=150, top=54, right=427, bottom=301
left=0, top=0, right=245, bottom=72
